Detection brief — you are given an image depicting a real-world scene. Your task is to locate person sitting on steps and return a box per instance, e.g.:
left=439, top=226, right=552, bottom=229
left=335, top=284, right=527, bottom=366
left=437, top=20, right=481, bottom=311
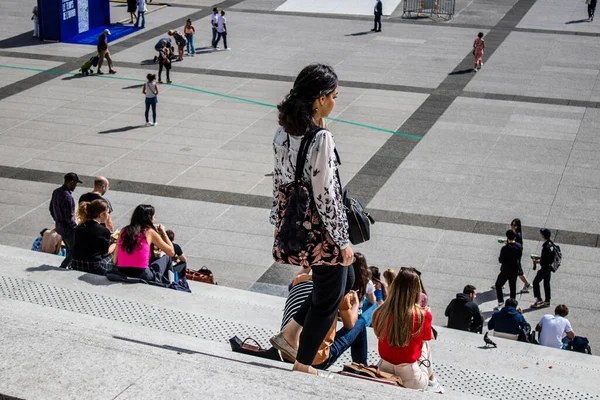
left=373, top=268, right=444, bottom=393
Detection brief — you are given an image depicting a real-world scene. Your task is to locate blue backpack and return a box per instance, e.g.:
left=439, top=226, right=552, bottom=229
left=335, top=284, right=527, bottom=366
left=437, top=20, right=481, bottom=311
left=566, top=336, right=592, bottom=355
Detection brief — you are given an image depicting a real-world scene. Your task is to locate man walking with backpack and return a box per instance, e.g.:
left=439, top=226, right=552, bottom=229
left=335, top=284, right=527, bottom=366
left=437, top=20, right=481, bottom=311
left=531, top=228, right=561, bottom=308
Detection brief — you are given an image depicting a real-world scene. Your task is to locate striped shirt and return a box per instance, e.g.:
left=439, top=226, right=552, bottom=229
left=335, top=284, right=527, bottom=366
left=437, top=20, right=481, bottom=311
left=280, top=277, right=313, bottom=331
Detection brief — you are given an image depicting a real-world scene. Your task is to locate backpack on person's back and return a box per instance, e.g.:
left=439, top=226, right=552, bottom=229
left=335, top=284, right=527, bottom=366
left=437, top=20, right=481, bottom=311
left=549, top=241, right=562, bottom=272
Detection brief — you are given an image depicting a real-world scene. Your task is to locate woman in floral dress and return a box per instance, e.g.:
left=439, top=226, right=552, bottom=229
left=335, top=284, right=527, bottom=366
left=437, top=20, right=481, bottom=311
left=269, top=64, right=355, bottom=376
left=473, top=32, right=485, bottom=72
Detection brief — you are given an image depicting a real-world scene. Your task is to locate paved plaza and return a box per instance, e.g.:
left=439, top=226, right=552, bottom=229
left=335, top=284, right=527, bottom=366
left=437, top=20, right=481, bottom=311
left=0, top=0, right=600, bottom=360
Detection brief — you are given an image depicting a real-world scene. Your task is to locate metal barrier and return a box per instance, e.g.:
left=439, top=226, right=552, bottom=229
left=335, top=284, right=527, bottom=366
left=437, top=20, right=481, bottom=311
left=402, top=0, right=456, bottom=20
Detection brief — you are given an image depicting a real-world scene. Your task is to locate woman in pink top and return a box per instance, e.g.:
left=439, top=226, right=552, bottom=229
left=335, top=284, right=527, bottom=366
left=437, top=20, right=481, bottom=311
left=473, top=32, right=485, bottom=72
left=113, top=204, right=175, bottom=281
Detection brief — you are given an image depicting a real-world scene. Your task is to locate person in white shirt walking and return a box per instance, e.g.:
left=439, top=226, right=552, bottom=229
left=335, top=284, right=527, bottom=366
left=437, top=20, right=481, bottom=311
left=211, top=7, right=219, bottom=49
left=536, top=304, right=576, bottom=349
left=214, top=10, right=230, bottom=50
left=142, top=73, right=159, bottom=126
left=135, top=0, right=147, bottom=28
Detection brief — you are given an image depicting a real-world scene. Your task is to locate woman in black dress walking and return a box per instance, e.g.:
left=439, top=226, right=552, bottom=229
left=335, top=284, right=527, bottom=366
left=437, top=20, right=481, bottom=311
left=127, top=0, right=137, bottom=24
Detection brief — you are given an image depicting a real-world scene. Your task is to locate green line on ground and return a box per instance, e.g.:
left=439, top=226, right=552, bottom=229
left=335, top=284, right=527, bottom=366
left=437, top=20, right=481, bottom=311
left=0, top=63, right=422, bottom=140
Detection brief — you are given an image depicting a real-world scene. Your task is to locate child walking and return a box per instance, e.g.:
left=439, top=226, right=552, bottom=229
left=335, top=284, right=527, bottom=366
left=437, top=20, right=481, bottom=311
left=473, top=32, right=485, bottom=72
left=142, top=73, right=159, bottom=126
left=32, top=6, right=39, bottom=38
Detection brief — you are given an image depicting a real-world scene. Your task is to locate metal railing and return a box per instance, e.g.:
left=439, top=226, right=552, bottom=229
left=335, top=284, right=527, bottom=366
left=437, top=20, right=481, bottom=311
left=402, top=0, right=456, bottom=20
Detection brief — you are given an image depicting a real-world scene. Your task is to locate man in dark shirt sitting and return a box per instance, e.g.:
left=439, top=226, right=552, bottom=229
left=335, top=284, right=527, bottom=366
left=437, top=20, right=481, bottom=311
left=445, top=285, right=483, bottom=333
left=49, top=172, right=82, bottom=268
left=488, top=298, right=530, bottom=338
left=97, top=29, right=116, bottom=75
left=79, top=176, right=114, bottom=232
left=494, top=229, right=523, bottom=310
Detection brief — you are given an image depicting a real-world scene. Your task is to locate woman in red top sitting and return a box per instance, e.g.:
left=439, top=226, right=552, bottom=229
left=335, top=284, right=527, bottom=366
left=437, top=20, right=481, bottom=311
left=372, top=268, right=443, bottom=393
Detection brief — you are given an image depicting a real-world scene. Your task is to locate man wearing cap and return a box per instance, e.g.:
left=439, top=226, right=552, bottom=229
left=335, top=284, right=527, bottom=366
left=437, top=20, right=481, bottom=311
left=531, top=228, right=554, bottom=308
left=97, top=29, right=116, bottom=75
left=78, top=176, right=114, bottom=233
left=50, top=173, right=82, bottom=268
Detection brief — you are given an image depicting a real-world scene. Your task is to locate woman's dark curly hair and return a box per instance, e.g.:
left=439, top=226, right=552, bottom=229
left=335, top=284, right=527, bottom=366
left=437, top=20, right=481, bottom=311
left=120, top=204, right=156, bottom=254
left=277, top=64, right=338, bottom=137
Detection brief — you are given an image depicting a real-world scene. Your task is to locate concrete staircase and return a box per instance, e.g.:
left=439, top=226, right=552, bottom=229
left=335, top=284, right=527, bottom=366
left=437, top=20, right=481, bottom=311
left=0, top=245, right=598, bottom=400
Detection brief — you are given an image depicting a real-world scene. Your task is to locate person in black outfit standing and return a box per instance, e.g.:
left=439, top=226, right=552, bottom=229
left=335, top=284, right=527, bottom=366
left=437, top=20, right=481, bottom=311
left=49, top=172, right=82, bottom=269
left=494, top=229, right=522, bottom=310
left=531, top=228, right=554, bottom=308
left=268, top=64, right=354, bottom=376
left=588, top=0, right=597, bottom=22
left=445, top=284, right=483, bottom=333
left=372, top=0, right=382, bottom=32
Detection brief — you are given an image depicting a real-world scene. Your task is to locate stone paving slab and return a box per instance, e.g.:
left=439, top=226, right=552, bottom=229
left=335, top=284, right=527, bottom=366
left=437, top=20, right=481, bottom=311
left=0, top=64, right=426, bottom=196
left=276, top=0, right=402, bottom=16
left=115, top=11, right=478, bottom=88
left=465, top=31, right=600, bottom=101
left=367, top=96, right=600, bottom=234
left=518, top=0, right=600, bottom=33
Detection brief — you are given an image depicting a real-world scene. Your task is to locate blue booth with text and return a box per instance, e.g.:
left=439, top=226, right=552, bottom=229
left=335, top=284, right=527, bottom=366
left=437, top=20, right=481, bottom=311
left=37, top=0, right=111, bottom=42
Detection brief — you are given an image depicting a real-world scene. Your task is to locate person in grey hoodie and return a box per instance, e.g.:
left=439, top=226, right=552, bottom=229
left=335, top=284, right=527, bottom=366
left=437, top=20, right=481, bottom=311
left=445, top=285, right=483, bottom=333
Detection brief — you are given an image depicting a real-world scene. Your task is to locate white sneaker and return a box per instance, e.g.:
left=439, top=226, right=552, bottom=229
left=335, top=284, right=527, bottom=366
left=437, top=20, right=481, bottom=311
left=427, top=377, right=444, bottom=394
left=494, top=303, right=503, bottom=311
left=225, top=47, right=231, bottom=50
left=153, top=122, right=158, bottom=126
left=480, top=62, right=484, bottom=67
left=145, top=122, right=152, bottom=126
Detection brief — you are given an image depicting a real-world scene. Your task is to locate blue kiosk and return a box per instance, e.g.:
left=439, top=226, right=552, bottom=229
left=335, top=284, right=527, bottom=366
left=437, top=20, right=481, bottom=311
left=37, top=0, right=111, bottom=42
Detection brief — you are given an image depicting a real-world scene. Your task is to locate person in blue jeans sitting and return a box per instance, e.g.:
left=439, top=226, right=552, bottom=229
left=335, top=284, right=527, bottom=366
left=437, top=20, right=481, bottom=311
left=488, top=298, right=530, bottom=337
left=275, top=268, right=368, bottom=370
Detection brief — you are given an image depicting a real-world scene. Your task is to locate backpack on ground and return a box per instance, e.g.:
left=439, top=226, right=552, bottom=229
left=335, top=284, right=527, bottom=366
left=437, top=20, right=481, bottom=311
left=549, top=241, right=562, bottom=272
left=566, top=336, right=592, bottom=355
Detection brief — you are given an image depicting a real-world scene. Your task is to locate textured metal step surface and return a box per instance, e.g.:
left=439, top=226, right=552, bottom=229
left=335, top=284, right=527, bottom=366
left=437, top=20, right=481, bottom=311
left=0, top=275, right=597, bottom=400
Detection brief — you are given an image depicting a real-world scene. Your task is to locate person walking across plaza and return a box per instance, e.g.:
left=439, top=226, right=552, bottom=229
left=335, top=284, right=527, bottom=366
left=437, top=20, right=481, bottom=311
left=32, top=6, right=39, bottom=37
left=531, top=228, right=557, bottom=309
left=97, top=29, right=116, bottom=75
left=372, top=0, right=382, bottom=32
left=50, top=172, right=83, bottom=269
left=473, top=32, right=485, bottom=72
left=211, top=7, right=219, bottom=49
left=214, top=10, right=230, bottom=50
left=588, top=0, right=597, bottom=21
left=157, top=41, right=172, bottom=84
left=127, top=0, right=137, bottom=24
left=142, top=73, right=159, bottom=125
left=135, top=0, right=147, bottom=28
left=510, top=218, right=532, bottom=292
left=184, top=19, right=196, bottom=56
left=494, top=229, right=522, bottom=310
left=269, top=64, right=354, bottom=376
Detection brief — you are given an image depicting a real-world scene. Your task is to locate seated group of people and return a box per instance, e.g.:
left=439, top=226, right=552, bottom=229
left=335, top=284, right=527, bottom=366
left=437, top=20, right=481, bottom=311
left=47, top=174, right=186, bottom=284
left=445, top=285, right=577, bottom=350
left=72, top=202, right=187, bottom=284
left=273, top=253, right=443, bottom=393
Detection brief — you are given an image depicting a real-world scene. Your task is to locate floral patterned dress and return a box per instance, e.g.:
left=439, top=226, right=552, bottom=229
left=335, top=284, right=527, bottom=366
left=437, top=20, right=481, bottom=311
left=270, top=126, right=349, bottom=264
left=473, top=38, right=484, bottom=66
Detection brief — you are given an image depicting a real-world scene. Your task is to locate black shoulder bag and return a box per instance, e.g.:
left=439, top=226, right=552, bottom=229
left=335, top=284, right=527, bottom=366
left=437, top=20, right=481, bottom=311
left=334, top=149, right=375, bottom=245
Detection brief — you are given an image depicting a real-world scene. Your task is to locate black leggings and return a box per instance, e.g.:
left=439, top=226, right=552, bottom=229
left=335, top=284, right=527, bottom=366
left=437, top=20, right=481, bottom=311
left=589, top=1, right=597, bottom=18
left=293, top=264, right=354, bottom=365
left=158, top=62, right=171, bottom=81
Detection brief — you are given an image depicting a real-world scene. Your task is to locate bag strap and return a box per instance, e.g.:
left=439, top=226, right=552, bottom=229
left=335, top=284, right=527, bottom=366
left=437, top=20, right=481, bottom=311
left=293, top=127, right=321, bottom=184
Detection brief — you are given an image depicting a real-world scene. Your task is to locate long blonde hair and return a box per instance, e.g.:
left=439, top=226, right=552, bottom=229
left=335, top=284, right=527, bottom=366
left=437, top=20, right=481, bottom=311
left=373, top=268, right=425, bottom=347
